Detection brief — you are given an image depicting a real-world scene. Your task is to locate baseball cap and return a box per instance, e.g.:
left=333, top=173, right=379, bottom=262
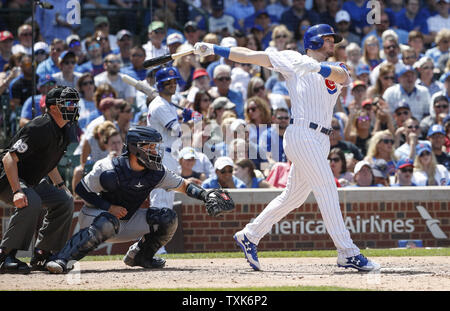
left=214, top=156, right=234, bottom=170
left=230, top=119, right=247, bottom=132
left=34, top=41, right=49, bottom=54
left=184, top=21, right=198, bottom=32
left=167, top=33, right=184, bottom=45
left=178, top=147, right=198, bottom=160
left=362, top=99, right=372, bottom=108
left=396, top=158, right=414, bottom=170
left=427, top=124, right=446, bottom=137
left=0, top=30, right=13, bottom=42
left=220, top=36, right=237, bottom=48
left=66, top=34, right=80, bottom=46
left=211, top=0, right=224, bottom=10
left=94, top=16, right=109, bottom=28
left=148, top=21, right=165, bottom=33
left=354, top=160, right=371, bottom=175
left=394, top=101, right=410, bottom=112
left=58, top=50, right=76, bottom=63
left=356, top=64, right=370, bottom=76
left=397, top=65, right=416, bottom=78
left=193, top=68, right=209, bottom=80
left=45, top=86, right=65, bottom=107
left=38, top=74, right=56, bottom=88
left=117, top=29, right=133, bottom=41
left=351, top=80, right=366, bottom=90
left=255, top=9, right=270, bottom=18
left=371, top=159, right=388, bottom=179
left=211, top=97, right=235, bottom=110
left=416, top=142, right=432, bottom=156
left=335, top=10, right=351, bottom=23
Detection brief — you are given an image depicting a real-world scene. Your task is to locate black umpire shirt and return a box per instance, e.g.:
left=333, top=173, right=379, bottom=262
left=0, top=113, right=71, bottom=189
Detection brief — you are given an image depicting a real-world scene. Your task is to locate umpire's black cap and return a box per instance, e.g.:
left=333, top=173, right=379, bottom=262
left=45, top=85, right=65, bottom=108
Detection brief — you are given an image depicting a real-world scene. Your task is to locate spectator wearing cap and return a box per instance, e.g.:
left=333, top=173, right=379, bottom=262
left=391, top=158, right=416, bottom=186
left=412, top=142, right=449, bottom=186
left=426, top=0, right=450, bottom=35
left=75, top=37, right=105, bottom=77
left=120, top=46, right=147, bottom=81
left=202, top=156, right=247, bottom=189
left=249, top=8, right=276, bottom=49
left=92, top=16, right=118, bottom=51
left=210, top=64, right=245, bottom=119
left=351, top=160, right=381, bottom=187
left=52, top=50, right=82, bottom=88
left=392, top=101, right=412, bottom=137
left=354, top=63, right=370, bottom=86
left=209, top=96, right=236, bottom=127
left=424, top=29, right=450, bottom=67
left=383, top=65, right=431, bottom=121
left=95, top=54, right=135, bottom=104
left=0, top=31, right=14, bottom=71
left=183, top=21, right=201, bottom=47
left=198, top=0, right=240, bottom=37
left=427, top=124, right=450, bottom=170
left=364, top=129, right=397, bottom=177
left=9, top=54, right=39, bottom=111
left=36, top=38, right=64, bottom=77
left=113, top=30, right=134, bottom=68
left=347, top=80, right=368, bottom=113
left=371, top=158, right=390, bottom=186
left=420, top=95, right=449, bottom=138
left=19, top=74, right=57, bottom=127
left=186, top=69, right=211, bottom=105
left=280, top=0, right=319, bottom=33
left=35, top=0, right=73, bottom=43
left=33, top=42, right=50, bottom=65
left=178, top=147, right=206, bottom=185
left=335, top=10, right=361, bottom=46
left=66, top=34, right=86, bottom=66
left=414, top=56, right=443, bottom=97
left=143, top=21, right=169, bottom=60
left=166, top=33, right=184, bottom=55
left=11, top=24, right=32, bottom=56
left=395, top=116, right=429, bottom=160
left=395, top=0, right=429, bottom=35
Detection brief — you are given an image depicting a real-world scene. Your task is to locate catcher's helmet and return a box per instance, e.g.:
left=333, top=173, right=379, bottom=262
left=126, top=126, right=164, bottom=170
left=155, top=66, right=180, bottom=92
left=303, top=24, right=342, bottom=51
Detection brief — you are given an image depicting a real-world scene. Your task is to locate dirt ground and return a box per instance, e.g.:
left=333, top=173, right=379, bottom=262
left=0, top=256, right=449, bottom=291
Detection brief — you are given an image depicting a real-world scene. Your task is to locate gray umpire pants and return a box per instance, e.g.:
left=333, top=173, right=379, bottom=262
left=0, top=179, right=74, bottom=252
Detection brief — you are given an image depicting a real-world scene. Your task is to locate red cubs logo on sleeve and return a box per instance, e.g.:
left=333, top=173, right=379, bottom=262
left=325, top=79, right=337, bottom=94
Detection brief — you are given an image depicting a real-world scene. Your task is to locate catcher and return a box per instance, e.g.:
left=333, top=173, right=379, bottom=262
left=45, top=126, right=234, bottom=274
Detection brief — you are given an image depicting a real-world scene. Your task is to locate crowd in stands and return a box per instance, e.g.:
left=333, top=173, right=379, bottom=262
left=0, top=0, right=449, bottom=191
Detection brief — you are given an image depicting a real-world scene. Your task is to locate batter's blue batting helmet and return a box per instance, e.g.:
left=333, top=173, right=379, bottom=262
left=303, top=24, right=342, bottom=51
left=155, top=66, right=180, bottom=92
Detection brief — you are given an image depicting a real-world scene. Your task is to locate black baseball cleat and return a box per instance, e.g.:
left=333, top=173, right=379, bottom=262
left=46, top=259, right=69, bottom=274
left=30, top=248, right=53, bottom=271
left=126, top=253, right=166, bottom=269
left=0, top=249, right=31, bottom=274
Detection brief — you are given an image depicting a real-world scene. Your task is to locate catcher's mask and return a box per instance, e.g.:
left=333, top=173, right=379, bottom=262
left=126, top=126, right=164, bottom=170
left=47, top=86, right=80, bottom=122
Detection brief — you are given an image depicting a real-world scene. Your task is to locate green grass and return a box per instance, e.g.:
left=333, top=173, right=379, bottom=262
left=79, top=247, right=450, bottom=262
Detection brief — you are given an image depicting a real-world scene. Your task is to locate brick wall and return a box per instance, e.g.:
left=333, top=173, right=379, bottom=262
left=1, top=187, right=449, bottom=255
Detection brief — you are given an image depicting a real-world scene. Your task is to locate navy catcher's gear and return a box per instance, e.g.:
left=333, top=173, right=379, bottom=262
left=303, top=24, right=342, bottom=51
left=155, top=66, right=180, bottom=92
left=126, top=126, right=164, bottom=170
left=47, top=212, right=119, bottom=273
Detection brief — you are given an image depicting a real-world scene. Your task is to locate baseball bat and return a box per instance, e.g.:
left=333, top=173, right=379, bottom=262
left=143, top=49, right=194, bottom=69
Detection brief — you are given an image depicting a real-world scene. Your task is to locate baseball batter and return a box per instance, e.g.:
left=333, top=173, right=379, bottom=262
left=194, top=24, right=380, bottom=272
left=147, top=67, right=182, bottom=211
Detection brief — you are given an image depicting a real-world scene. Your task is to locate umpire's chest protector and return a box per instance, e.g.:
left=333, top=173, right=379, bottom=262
left=100, top=157, right=165, bottom=219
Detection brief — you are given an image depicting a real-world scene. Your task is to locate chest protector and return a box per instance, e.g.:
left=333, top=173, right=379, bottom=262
left=100, top=157, right=165, bottom=220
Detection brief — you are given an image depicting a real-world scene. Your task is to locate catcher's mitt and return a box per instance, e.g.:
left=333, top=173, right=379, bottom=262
left=204, top=189, right=235, bottom=216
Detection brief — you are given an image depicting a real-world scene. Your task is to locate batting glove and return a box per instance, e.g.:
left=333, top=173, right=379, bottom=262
left=194, top=42, right=215, bottom=57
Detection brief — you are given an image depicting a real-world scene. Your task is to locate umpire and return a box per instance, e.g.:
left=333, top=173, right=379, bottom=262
left=0, top=86, right=79, bottom=274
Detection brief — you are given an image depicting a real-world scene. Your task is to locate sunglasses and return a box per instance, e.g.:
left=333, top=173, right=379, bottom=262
left=276, top=116, right=290, bottom=120
left=383, top=76, right=395, bottom=81
left=69, top=41, right=81, bottom=48
left=131, top=54, right=144, bottom=58
left=421, top=66, right=433, bottom=70
left=88, top=43, right=101, bottom=51
left=395, top=110, right=409, bottom=116
left=96, top=37, right=108, bottom=42
left=275, top=34, right=288, bottom=39
left=185, top=28, right=196, bottom=33
left=20, top=32, right=32, bottom=37
left=35, top=50, right=47, bottom=55
left=407, top=125, right=419, bottom=130
left=384, top=45, right=397, bottom=50
left=63, top=60, right=76, bottom=65
left=153, top=28, right=165, bottom=34
left=219, top=168, right=233, bottom=174
left=400, top=167, right=413, bottom=173
left=101, top=93, right=114, bottom=99
left=329, top=157, right=340, bottom=163
left=358, top=115, right=370, bottom=122
left=253, top=86, right=265, bottom=93
left=216, top=76, right=231, bottom=82
left=81, top=80, right=94, bottom=86
left=106, top=59, right=121, bottom=64
left=435, top=104, right=449, bottom=109
left=419, top=151, right=431, bottom=157
left=381, top=138, right=394, bottom=145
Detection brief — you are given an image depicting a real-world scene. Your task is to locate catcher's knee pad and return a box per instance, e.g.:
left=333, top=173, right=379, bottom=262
left=146, top=207, right=178, bottom=239
left=55, top=212, right=119, bottom=262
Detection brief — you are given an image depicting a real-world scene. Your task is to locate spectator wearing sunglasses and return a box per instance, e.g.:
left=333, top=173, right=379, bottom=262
left=392, top=101, right=412, bottom=145
left=143, top=21, right=168, bottom=61
left=34, top=42, right=50, bottom=65
left=412, top=142, right=449, bottom=186
left=76, top=73, right=99, bottom=132
left=391, top=158, right=417, bottom=187
left=395, top=117, right=429, bottom=160
left=427, top=124, right=450, bottom=170
left=328, top=148, right=354, bottom=187
left=420, top=95, right=449, bottom=139
left=364, top=130, right=397, bottom=176
left=202, top=156, right=246, bottom=189
left=19, top=74, right=57, bottom=127
left=414, top=56, right=443, bottom=98
left=265, top=25, right=292, bottom=54
left=344, top=109, right=372, bottom=157
left=66, top=34, right=87, bottom=66
left=76, top=37, right=105, bottom=77
left=52, top=51, right=82, bottom=89
left=424, top=29, right=450, bottom=67
left=11, top=24, right=33, bottom=56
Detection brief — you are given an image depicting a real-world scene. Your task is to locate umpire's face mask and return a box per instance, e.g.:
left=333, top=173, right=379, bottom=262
left=57, top=99, right=79, bottom=123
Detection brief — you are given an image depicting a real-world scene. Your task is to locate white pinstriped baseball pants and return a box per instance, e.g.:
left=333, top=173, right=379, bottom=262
left=242, top=121, right=361, bottom=260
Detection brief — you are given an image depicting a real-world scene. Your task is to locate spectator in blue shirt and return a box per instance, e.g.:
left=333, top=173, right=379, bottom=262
left=280, top=0, right=320, bottom=33
left=225, top=0, right=255, bottom=29
left=35, top=0, right=74, bottom=44
left=243, top=0, right=278, bottom=32
left=394, top=0, right=429, bottom=34
left=36, top=38, right=64, bottom=78
left=391, top=158, right=417, bottom=186
left=425, top=29, right=450, bottom=67
left=120, top=46, right=147, bottom=81
left=76, top=72, right=100, bottom=132
left=202, top=156, right=247, bottom=189
left=76, top=37, right=105, bottom=77
left=342, top=0, right=371, bottom=36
